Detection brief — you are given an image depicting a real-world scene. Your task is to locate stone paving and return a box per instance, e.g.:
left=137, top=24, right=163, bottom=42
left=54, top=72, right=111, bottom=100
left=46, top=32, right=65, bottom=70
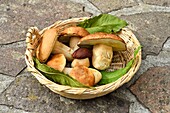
left=0, top=0, right=170, bottom=113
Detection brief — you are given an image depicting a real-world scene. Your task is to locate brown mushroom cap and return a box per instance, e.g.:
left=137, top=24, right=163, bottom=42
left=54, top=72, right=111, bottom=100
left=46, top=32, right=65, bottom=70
left=60, top=26, right=90, bottom=37
left=47, top=54, right=66, bottom=72
left=69, top=66, right=95, bottom=86
left=36, top=28, right=58, bottom=63
left=78, top=32, right=126, bottom=51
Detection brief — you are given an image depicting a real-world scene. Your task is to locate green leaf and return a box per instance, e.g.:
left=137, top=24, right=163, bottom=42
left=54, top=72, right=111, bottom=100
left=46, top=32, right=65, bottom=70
left=98, top=46, right=142, bottom=85
left=78, top=14, right=128, bottom=34
left=33, top=58, right=90, bottom=88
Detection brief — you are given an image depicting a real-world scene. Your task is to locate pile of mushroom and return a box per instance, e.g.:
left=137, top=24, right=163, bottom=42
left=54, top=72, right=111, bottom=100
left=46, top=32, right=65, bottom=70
left=36, top=26, right=126, bottom=86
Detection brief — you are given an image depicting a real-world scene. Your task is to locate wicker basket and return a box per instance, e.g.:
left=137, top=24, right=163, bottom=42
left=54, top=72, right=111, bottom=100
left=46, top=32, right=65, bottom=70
left=25, top=17, right=141, bottom=99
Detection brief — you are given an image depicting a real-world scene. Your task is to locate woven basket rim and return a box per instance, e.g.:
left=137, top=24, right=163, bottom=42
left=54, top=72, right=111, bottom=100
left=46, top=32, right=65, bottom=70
left=25, top=16, right=142, bottom=99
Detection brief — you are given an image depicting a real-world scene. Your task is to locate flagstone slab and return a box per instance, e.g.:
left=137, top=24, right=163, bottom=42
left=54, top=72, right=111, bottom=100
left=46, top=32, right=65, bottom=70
left=143, top=0, right=170, bottom=7
left=89, top=0, right=137, bottom=13
left=130, top=66, right=170, bottom=113
left=0, top=0, right=91, bottom=44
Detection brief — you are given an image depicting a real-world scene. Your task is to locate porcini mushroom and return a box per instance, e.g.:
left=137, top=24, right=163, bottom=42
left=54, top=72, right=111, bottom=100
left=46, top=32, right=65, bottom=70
left=61, top=26, right=90, bottom=37
left=92, top=44, right=113, bottom=70
left=36, top=28, right=75, bottom=62
left=47, top=54, right=66, bottom=72
left=78, top=32, right=126, bottom=51
left=72, top=47, right=92, bottom=59
left=52, top=41, right=74, bottom=61
left=63, top=66, right=102, bottom=85
left=69, top=66, right=95, bottom=86
left=71, top=58, right=90, bottom=67
left=36, top=28, right=58, bottom=63
left=60, top=26, right=90, bottom=51
left=78, top=32, right=126, bottom=70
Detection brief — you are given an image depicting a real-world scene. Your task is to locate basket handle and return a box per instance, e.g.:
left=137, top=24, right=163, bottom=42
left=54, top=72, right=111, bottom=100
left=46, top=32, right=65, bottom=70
left=26, top=27, right=42, bottom=51
left=25, top=27, right=42, bottom=70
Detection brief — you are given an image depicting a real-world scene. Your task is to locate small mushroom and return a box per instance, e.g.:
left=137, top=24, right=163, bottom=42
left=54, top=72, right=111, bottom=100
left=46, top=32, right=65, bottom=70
left=71, top=58, right=90, bottom=67
left=78, top=32, right=126, bottom=70
left=69, top=66, right=95, bottom=86
left=47, top=54, right=66, bottom=72
left=63, top=66, right=102, bottom=85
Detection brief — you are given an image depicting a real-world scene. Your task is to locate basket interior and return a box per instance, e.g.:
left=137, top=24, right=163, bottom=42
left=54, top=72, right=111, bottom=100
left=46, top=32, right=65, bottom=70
left=32, top=19, right=136, bottom=72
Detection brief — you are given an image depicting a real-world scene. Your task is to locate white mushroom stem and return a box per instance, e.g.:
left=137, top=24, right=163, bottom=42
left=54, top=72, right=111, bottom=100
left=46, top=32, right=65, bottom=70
left=69, top=36, right=80, bottom=51
left=52, top=41, right=74, bottom=61
left=71, top=58, right=90, bottom=67
left=92, top=44, right=113, bottom=70
left=89, top=68, right=102, bottom=84
left=63, top=67, right=72, bottom=75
